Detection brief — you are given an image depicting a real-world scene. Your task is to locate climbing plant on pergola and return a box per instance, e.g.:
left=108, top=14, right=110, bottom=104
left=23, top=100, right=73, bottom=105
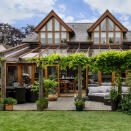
left=93, top=50, right=131, bottom=95
left=29, top=53, right=90, bottom=100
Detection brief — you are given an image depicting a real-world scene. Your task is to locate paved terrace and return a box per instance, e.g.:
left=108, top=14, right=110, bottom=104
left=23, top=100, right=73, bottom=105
left=14, top=97, right=111, bottom=111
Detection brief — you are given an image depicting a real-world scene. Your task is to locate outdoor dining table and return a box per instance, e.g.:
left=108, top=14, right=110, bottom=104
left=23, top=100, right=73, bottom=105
left=60, top=80, right=70, bottom=93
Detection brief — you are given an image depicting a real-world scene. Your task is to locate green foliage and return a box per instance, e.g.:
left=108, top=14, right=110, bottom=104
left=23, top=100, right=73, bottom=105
left=126, top=70, right=131, bottom=90
left=74, top=95, right=87, bottom=102
left=4, top=98, right=17, bottom=105
left=120, top=94, right=131, bottom=115
left=110, top=87, right=119, bottom=102
left=36, top=97, right=48, bottom=105
left=0, top=98, right=4, bottom=104
left=32, top=79, right=58, bottom=95
left=75, top=99, right=84, bottom=107
left=31, top=81, right=39, bottom=93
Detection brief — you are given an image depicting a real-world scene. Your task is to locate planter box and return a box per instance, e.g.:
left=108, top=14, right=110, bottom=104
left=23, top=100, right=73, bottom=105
left=5, top=104, right=13, bottom=111
left=37, top=103, right=48, bottom=111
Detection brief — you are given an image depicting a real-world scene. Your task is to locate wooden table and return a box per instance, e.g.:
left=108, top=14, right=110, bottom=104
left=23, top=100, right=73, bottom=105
left=60, top=80, right=70, bottom=93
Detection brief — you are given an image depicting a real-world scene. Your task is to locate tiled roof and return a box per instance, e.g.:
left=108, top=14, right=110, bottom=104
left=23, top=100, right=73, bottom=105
left=67, top=23, right=93, bottom=42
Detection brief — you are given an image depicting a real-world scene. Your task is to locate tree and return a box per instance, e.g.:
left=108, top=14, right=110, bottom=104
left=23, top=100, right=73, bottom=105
left=22, top=24, right=35, bottom=37
left=0, top=23, right=25, bottom=47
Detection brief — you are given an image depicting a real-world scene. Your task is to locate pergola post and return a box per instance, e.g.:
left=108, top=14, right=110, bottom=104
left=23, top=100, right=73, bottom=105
left=78, top=65, right=82, bottom=99
left=39, top=62, right=44, bottom=99
left=1, top=60, right=6, bottom=98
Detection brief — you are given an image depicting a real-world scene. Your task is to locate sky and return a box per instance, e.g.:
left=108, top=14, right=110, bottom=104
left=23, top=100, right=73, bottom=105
left=1, top=0, right=131, bottom=30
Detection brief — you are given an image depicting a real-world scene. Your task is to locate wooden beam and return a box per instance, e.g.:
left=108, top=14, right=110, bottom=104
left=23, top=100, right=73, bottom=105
left=57, top=65, right=60, bottom=97
left=112, top=72, right=115, bottom=86
left=98, top=71, right=102, bottom=86
left=31, top=64, right=35, bottom=84
left=18, top=64, right=22, bottom=84
left=1, top=61, right=6, bottom=98
left=86, top=67, right=88, bottom=89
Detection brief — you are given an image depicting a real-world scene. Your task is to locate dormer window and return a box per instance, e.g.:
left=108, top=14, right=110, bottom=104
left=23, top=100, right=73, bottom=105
left=93, top=17, right=122, bottom=44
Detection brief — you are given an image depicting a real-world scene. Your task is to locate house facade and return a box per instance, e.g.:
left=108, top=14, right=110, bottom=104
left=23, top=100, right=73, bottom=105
left=0, top=10, right=131, bottom=96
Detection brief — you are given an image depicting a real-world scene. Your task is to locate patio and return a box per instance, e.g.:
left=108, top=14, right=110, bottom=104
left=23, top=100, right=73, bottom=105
left=13, top=97, right=111, bottom=111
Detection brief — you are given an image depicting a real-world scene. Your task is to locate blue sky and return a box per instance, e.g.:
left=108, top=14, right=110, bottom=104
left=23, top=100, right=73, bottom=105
left=1, top=0, right=131, bottom=30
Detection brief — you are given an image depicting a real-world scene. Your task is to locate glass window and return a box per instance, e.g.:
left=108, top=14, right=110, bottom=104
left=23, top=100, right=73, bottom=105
left=47, top=19, right=52, bottom=31
left=108, top=32, right=114, bottom=43
left=101, top=49, right=107, bottom=53
left=94, top=25, right=99, bottom=31
left=55, top=32, right=60, bottom=43
left=48, top=49, right=54, bottom=55
left=54, top=19, right=59, bottom=31
left=108, top=18, right=114, bottom=31
left=116, top=32, right=121, bottom=43
left=41, top=26, right=45, bottom=31
left=93, top=49, right=100, bottom=56
left=22, top=66, right=32, bottom=85
left=40, top=32, right=45, bottom=43
left=56, top=49, right=61, bottom=54
left=61, top=32, right=67, bottom=43
left=102, top=72, right=112, bottom=86
left=61, top=25, right=66, bottom=31
left=101, top=19, right=106, bottom=31
left=116, top=26, right=120, bottom=31
left=101, top=32, right=106, bottom=43
left=47, top=32, right=52, bottom=43
left=94, top=32, right=99, bottom=43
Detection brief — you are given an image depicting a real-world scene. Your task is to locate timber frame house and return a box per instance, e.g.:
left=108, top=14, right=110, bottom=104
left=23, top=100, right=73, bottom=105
left=0, top=10, right=131, bottom=97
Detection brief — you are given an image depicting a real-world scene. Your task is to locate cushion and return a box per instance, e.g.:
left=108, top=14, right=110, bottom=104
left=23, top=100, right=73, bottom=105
left=122, top=87, right=129, bottom=93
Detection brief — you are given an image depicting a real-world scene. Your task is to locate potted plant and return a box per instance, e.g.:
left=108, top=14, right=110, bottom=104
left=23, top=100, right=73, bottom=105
left=74, top=95, right=87, bottom=108
left=37, top=97, right=49, bottom=111
left=110, top=87, right=120, bottom=111
left=44, top=79, right=58, bottom=101
left=75, top=99, right=84, bottom=111
left=4, top=97, right=17, bottom=111
left=0, top=98, right=4, bottom=111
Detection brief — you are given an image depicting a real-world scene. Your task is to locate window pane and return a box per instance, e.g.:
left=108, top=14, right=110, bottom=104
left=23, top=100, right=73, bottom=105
left=108, top=32, right=114, bottom=43
left=101, top=32, right=106, bottom=43
left=93, top=49, right=99, bottom=56
left=116, top=26, right=120, bottom=31
left=47, top=19, right=52, bottom=31
left=61, top=25, right=66, bottom=31
left=47, top=32, right=52, bottom=43
left=61, top=32, right=67, bottom=43
left=40, top=32, right=45, bottom=43
left=94, top=25, right=99, bottom=31
left=55, top=32, right=60, bottom=43
left=55, top=19, right=59, bottom=31
left=41, top=26, right=45, bottom=31
left=116, top=32, right=121, bottom=43
left=108, top=18, right=114, bottom=31
left=101, top=19, right=106, bottom=31
left=94, top=32, right=99, bottom=43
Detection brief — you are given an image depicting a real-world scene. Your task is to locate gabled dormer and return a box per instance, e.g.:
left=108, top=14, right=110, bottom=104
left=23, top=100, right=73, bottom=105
left=34, top=10, right=72, bottom=45
left=88, top=10, right=128, bottom=45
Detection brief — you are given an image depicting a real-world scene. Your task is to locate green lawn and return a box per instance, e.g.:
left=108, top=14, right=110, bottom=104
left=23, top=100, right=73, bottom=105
left=0, top=111, right=131, bottom=131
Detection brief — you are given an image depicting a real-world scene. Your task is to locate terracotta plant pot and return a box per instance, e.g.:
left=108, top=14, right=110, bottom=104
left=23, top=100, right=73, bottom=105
left=48, top=94, right=57, bottom=101
left=5, top=104, right=13, bottom=111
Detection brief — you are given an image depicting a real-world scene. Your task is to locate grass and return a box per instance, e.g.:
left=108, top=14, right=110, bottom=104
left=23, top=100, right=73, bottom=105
left=0, top=111, right=131, bottom=131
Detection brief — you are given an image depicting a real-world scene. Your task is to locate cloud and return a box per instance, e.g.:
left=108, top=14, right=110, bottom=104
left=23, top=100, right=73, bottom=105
left=83, top=0, right=131, bottom=15
left=0, top=0, right=57, bottom=24
left=76, top=17, right=97, bottom=23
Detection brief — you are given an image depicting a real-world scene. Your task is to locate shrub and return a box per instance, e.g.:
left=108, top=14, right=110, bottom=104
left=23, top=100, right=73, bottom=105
left=75, top=99, right=84, bottom=107
left=37, top=97, right=48, bottom=105
left=4, top=98, right=17, bottom=105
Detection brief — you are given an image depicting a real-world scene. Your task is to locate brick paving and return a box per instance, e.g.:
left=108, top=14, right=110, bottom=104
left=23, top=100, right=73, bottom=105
left=14, top=97, right=111, bottom=111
